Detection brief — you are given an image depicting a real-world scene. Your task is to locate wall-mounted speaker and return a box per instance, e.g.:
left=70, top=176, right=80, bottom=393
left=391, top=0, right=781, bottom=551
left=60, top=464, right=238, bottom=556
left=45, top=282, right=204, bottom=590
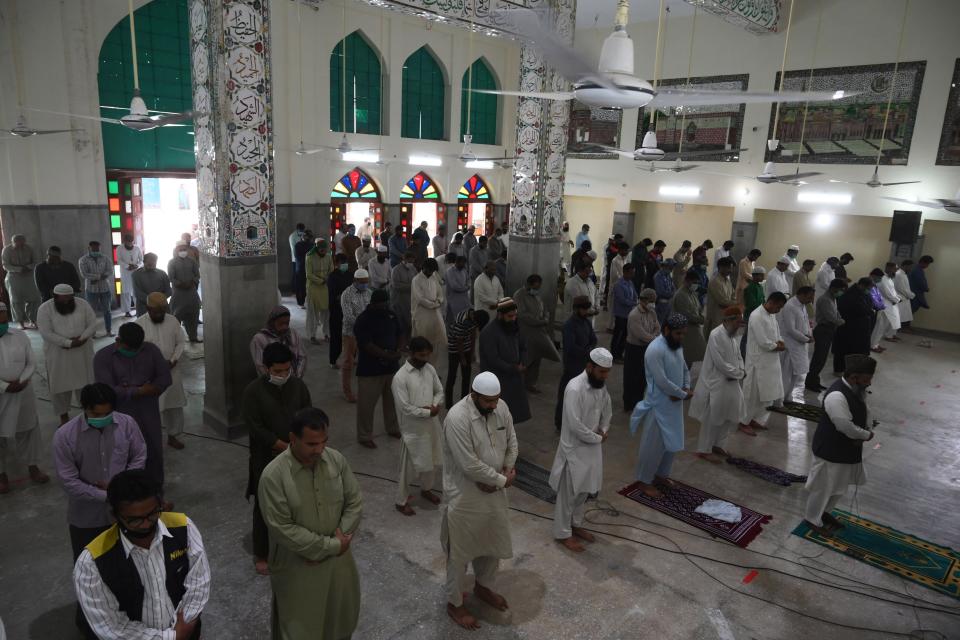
left=889, top=210, right=921, bottom=244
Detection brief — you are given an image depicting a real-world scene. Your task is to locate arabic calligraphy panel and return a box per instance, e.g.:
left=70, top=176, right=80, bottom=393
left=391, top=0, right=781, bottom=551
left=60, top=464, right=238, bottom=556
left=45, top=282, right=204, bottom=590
left=230, top=87, right=265, bottom=127
left=231, top=169, right=267, bottom=208
left=229, top=129, right=265, bottom=167
left=228, top=46, right=264, bottom=87
left=225, top=3, right=261, bottom=45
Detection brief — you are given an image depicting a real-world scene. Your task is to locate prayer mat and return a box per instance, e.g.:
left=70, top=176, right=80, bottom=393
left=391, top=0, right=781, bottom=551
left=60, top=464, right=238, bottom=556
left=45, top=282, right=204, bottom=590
left=726, top=457, right=807, bottom=487
left=618, top=479, right=771, bottom=548
left=792, top=510, right=960, bottom=599
left=512, top=457, right=557, bottom=504
left=767, top=401, right=824, bottom=422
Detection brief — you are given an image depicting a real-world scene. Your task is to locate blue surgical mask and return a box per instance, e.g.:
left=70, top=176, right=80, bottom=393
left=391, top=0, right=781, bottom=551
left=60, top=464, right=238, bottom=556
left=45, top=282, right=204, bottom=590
left=529, top=288, right=540, bottom=296
left=87, top=413, right=113, bottom=429
left=90, top=251, right=101, bottom=258
left=339, top=264, right=348, bottom=272
left=355, top=283, right=368, bottom=291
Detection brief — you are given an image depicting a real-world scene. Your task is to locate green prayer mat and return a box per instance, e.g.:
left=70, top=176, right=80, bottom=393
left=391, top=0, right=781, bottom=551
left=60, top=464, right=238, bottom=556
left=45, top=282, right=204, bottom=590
left=767, top=401, right=824, bottom=422
left=792, top=510, right=960, bottom=599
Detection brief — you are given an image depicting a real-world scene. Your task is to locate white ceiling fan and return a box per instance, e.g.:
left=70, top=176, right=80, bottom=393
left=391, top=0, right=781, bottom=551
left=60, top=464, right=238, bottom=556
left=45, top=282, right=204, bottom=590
left=1, top=115, right=79, bottom=139
left=883, top=189, right=960, bottom=214
left=830, top=167, right=920, bottom=188
left=478, top=4, right=851, bottom=111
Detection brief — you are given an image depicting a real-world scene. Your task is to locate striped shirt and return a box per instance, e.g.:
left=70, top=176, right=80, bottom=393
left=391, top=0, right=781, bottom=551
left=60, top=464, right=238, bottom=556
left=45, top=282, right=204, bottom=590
left=74, top=518, right=210, bottom=639
left=340, top=285, right=372, bottom=336
left=447, top=309, right=476, bottom=353
left=78, top=253, right=114, bottom=294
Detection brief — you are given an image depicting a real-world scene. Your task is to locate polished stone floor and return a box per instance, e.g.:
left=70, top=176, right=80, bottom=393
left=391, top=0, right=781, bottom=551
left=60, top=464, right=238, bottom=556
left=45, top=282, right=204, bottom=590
left=1, top=299, right=958, bottom=639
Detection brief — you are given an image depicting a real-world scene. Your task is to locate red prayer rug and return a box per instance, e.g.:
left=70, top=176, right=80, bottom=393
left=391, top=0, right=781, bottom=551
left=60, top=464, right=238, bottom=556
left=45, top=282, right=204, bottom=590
left=618, top=479, right=772, bottom=548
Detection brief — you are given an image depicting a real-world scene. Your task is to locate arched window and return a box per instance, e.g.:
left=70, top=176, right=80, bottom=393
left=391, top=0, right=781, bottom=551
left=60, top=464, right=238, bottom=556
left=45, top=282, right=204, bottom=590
left=460, top=58, right=498, bottom=145
left=330, top=31, right=382, bottom=135
left=401, top=47, right=445, bottom=140
left=400, top=171, right=441, bottom=200
left=330, top=168, right=380, bottom=199
left=400, top=172, right=444, bottom=254
left=457, top=174, right=490, bottom=200
left=456, top=174, right=493, bottom=233
left=330, top=168, right=383, bottom=243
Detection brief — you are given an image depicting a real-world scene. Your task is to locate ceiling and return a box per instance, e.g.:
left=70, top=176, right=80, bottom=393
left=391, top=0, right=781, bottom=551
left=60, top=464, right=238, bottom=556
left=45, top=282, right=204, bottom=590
left=575, top=0, right=697, bottom=30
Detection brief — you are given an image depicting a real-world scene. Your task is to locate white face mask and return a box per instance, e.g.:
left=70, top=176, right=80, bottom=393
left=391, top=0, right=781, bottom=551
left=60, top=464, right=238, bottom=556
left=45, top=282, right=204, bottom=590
left=178, top=251, right=188, bottom=259
left=268, top=373, right=290, bottom=386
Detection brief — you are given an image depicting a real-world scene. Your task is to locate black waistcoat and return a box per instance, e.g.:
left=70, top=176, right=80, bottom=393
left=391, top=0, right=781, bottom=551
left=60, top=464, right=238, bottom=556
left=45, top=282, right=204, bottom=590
left=812, top=379, right=867, bottom=464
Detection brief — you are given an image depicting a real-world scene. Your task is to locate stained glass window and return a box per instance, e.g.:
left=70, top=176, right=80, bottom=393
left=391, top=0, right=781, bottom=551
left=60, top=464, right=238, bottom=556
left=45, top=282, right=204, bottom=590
left=330, top=31, right=382, bottom=135
left=402, top=47, right=445, bottom=141
left=457, top=174, right=490, bottom=200
left=460, top=58, right=498, bottom=145
left=330, top=168, right=380, bottom=199
left=400, top=172, right=440, bottom=199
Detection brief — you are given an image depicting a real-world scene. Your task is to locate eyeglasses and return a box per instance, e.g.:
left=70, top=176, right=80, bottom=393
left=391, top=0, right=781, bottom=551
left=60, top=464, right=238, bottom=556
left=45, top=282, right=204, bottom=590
left=120, top=507, right=162, bottom=527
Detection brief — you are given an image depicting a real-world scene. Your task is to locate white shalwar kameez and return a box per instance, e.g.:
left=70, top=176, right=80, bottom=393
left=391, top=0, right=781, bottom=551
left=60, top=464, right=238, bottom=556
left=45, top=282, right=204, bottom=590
left=777, top=297, right=812, bottom=403
left=440, top=395, right=518, bottom=607
left=875, top=275, right=901, bottom=340
left=472, top=273, right=503, bottom=313
left=0, top=328, right=40, bottom=474
left=814, top=262, right=835, bottom=300
left=391, top=361, right=444, bottom=506
left=893, top=268, right=914, bottom=324
left=116, top=244, right=144, bottom=314
left=411, top=272, right=447, bottom=369
left=764, top=268, right=790, bottom=298
left=803, top=384, right=870, bottom=527
left=136, top=313, right=188, bottom=436
left=691, top=325, right=745, bottom=453
left=741, top=307, right=784, bottom=425
left=36, top=298, right=97, bottom=415
left=549, top=372, right=612, bottom=539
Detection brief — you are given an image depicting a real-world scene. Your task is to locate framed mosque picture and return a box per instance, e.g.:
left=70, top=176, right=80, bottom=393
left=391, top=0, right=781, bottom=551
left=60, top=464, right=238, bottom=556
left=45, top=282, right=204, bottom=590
left=765, top=61, right=926, bottom=165
left=936, top=59, right=960, bottom=166
left=567, top=100, right=621, bottom=159
left=637, top=74, right=749, bottom=161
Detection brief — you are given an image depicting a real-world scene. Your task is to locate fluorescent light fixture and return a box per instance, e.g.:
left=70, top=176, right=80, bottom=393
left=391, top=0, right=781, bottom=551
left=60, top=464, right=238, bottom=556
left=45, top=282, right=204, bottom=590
left=814, top=213, right=835, bottom=229
left=659, top=185, right=700, bottom=198
left=832, top=90, right=846, bottom=99
left=797, top=191, right=852, bottom=205
left=342, top=151, right=379, bottom=163
left=409, top=154, right=442, bottom=167
left=465, top=160, right=494, bottom=170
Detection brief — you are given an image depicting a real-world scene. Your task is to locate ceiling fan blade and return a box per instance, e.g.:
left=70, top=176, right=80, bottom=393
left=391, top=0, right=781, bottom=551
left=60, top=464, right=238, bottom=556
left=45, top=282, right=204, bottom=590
left=648, top=88, right=854, bottom=108
left=778, top=171, right=821, bottom=181
left=470, top=88, right=574, bottom=101
left=152, top=111, right=194, bottom=126
left=671, top=164, right=701, bottom=172
left=101, top=104, right=180, bottom=116
left=596, top=146, right=638, bottom=160
left=879, top=180, right=921, bottom=186
left=661, top=147, right=747, bottom=160
left=32, top=129, right=82, bottom=135
left=472, top=156, right=517, bottom=162
left=28, top=108, right=123, bottom=125
left=882, top=196, right=943, bottom=208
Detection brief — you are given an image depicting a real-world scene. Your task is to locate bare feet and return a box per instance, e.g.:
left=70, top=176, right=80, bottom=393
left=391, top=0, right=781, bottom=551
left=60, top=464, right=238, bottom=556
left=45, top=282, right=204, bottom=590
left=695, top=452, right=723, bottom=464
left=635, top=481, right=662, bottom=499
left=420, top=490, right=441, bottom=505
left=447, top=603, right=480, bottom=630
left=804, top=519, right=834, bottom=538
left=473, top=583, right=509, bottom=611
left=749, top=420, right=768, bottom=431
left=572, top=526, right=595, bottom=543
left=654, top=475, right=676, bottom=489
left=737, top=423, right=757, bottom=436
left=167, top=435, right=185, bottom=450
left=254, top=558, right=270, bottom=575
left=28, top=466, right=50, bottom=484
left=822, top=512, right=845, bottom=531
left=558, top=536, right=585, bottom=552
left=395, top=503, right=416, bottom=516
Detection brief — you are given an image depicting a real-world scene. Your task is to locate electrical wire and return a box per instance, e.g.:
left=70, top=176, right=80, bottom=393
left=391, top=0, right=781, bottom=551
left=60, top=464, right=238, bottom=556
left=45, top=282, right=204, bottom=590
left=875, top=0, right=911, bottom=168
left=770, top=0, right=796, bottom=144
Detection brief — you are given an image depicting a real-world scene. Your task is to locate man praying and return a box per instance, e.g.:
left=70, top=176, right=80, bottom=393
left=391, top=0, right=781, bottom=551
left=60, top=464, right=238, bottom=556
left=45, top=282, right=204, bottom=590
left=136, top=293, right=188, bottom=450
left=739, top=292, right=787, bottom=435
left=778, top=286, right=815, bottom=404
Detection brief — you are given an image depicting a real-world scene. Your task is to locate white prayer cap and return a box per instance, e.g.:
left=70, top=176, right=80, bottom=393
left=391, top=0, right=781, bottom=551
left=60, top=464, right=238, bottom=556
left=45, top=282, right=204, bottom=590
left=376, top=245, right=388, bottom=253
left=53, top=283, right=74, bottom=295
left=777, top=255, right=790, bottom=265
left=589, top=347, right=613, bottom=368
left=752, top=265, right=766, bottom=275
left=0, top=301, right=7, bottom=311
left=354, top=268, right=369, bottom=279
left=788, top=244, right=800, bottom=251
left=471, top=371, right=501, bottom=396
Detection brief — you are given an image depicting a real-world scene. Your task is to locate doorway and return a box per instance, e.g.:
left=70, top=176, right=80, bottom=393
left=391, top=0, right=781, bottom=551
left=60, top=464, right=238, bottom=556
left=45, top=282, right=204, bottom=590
left=141, top=177, right=200, bottom=260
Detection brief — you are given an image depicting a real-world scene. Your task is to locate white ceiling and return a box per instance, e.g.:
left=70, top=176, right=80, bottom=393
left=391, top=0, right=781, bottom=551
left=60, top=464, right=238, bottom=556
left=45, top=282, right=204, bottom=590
left=575, top=0, right=697, bottom=30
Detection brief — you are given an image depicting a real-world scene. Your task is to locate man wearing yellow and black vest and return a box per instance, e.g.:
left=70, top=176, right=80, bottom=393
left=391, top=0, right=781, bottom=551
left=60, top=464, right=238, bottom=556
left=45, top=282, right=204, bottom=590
left=73, top=469, right=210, bottom=640
left=802, top=354, right=877, bottom=537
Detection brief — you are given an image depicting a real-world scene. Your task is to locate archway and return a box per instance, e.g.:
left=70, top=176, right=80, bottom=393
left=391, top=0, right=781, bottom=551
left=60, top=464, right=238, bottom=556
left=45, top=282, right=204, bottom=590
left=329, top=168, right=383, bottom=244
left=399, top=171, right=445, bottom=256
left=457, top=174, right=494, bottom=236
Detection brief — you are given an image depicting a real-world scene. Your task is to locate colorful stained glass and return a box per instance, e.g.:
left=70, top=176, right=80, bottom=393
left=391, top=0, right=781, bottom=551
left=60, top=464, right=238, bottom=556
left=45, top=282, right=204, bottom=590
left=457, top=174, right=490, bottom=200
left=399, top=172, right=439, bottom=200
left=110, top=214, right=122, bottom=229
left=330, top=168, right=380, bottom=199
left=108, top=197, right=121, bottom=212
left=108, top=180, right=120, bottom=195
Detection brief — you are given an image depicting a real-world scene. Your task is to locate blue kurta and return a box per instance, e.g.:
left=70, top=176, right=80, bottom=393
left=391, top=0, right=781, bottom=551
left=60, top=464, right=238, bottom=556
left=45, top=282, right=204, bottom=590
left=629, top=335, right=690, bottom=452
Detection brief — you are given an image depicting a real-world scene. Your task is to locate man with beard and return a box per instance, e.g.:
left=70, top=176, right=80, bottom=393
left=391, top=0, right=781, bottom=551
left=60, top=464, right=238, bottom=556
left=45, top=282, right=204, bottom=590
left=306, top=238, right=334, bottom=345
left=736, top=249, right=762, bottom=304
left=629, top=314, right=692, bottom=498
left=116, top=234, right=144, bottom=317
left=835, top=252, right=855, bottom=284
left=705, top=257, right=737, bottom=335
left=783, top=244, right=802, bottom=287
left=833, top=277, right=874, bottom=374
left=815, top=256, right=840, bottom=301
left=432, top=224, right=450, bottom=260
left=474, top=259, right=504, bottom=314
left=136, top=293, right=188, bottom=450
left=168, top=244, right=201, bottom=343
left=131, top=253, right=171, bottom=316
left=478, top=298, right=530, bottom=425
left=79, top=240, right=115, bottom=336
left=550, top=348, right=613, bottom=553
left=74, top=470, right=210, bottom=640
left=691, top=306, right=746, bottom=463
left=792, top=259, right=817, bottom=318
left=353, top=288, right=403, bottom=448
left=34, top=246, right=81, bottom=302
left=778, top=287, right=815, bottom=404
left=445, top=254, right=470, bottom=325
left=739, top=292, right=787, bottom=435
left=411, top=258, right=447, bottom=370
left=250, top=306, right=307, bottom=379
left=2, top=234, right=42, bottom=329
left=392, top=336, right=445, bottom=516
left=354, top=235, right=375, bottom=271
left=564, top=262, right=598, bottom=323
left=368, top=245, right=392, bottom=291
left=806, top=279, right=847, bottom=392
left=711, top=240, right=735, bottom=278
left=390, top=252, right=417, bottom=344
left=441, top=372, right=518, bottom=630
left=341, top=269, right=373, bottom=402
left=94, top=323, right=172, bottom=489
left=670, top=270, right=706, bottom=368
left=37, top=284, right=98, bottom=424
left=556, top=296, right=598, bottom=429
left=468, top=235, right=490, bottom=284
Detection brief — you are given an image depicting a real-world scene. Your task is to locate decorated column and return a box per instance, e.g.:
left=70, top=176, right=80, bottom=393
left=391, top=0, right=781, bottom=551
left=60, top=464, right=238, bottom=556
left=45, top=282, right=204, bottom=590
left=506, top=0, right=575, bottom=314
left=190, top=0, right=278, bottom=436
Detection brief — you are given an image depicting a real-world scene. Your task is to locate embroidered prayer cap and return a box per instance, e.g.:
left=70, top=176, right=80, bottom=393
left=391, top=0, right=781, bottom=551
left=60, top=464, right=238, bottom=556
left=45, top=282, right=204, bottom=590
left=53, top=283, right=74, bottom=296
left=721, top=305, right=744, bottom=319
left=572, top=295, right=592, bottom=309
left=354, top=268, right=370, bottom=279
left=376, top=245, right=388, bottom=253
left=589, top=347, right=614, bottom=368
left=844, top=354, right=877, bottom=375
left=471, top=371, right=501, bottom=396
left=752, top=265, right=766, bottom=275
left=777, top=255, right=790, bottom=265
left=639, top=288, right=657, bottom=301
left=146, top=292, right=168, bottom=308
left=665, top=313, right=689, bottom=329
left=496, top=297, right=517, bottom=313
left=371, top=288, right=390, bottom=304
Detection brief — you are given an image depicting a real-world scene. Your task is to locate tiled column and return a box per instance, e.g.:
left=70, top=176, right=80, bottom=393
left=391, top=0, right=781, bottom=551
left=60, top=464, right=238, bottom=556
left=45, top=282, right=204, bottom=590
left=190, top=0, right=278, bottom=436
left=506, top=0, right=575, bottom=312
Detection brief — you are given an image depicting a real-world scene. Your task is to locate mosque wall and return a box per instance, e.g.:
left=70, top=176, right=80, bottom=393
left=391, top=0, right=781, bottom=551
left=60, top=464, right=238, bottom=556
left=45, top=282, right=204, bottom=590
left=913, top=220, right=960, bottom=334
left=628, top=201, right=736, bottom=252
left=563, top=195, right=615, bottom=249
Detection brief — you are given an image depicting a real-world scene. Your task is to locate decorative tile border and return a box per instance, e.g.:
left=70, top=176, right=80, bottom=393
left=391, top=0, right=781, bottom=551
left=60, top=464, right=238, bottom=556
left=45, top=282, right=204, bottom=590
left=683, top=0, right=781, bottom=35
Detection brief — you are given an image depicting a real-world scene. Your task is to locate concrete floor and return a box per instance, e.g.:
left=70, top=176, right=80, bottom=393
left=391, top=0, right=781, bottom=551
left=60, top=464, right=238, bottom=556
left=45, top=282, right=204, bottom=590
left=1, top=299, right=959, bottom=639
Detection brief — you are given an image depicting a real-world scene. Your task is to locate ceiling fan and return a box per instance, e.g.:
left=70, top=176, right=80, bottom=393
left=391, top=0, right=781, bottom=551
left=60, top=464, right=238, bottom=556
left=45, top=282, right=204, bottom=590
left=883, top=189, right=960, bottom=214
left=478, top=4, right=851, bottom=111
left=829, top=167, right=920, bottom=188
left=1, top=115, right=79, bottom=139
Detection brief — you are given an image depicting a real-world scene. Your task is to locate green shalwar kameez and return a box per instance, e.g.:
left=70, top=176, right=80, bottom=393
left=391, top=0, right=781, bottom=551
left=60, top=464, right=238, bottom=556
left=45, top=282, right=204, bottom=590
left=258, top=447, right=363, bottom=640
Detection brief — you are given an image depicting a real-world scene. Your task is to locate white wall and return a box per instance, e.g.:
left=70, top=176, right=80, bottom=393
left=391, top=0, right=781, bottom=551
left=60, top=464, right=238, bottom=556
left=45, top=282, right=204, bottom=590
left=566, top=0, right=960, bottom=224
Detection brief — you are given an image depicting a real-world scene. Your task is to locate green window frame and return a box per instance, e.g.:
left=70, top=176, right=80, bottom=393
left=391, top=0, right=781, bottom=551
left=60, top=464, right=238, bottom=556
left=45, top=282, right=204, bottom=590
left=401, top=47, right=445, bottom=141
left=330, top=31, right=382, bottom=135
left=460, top=58, right=498, bottom=145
